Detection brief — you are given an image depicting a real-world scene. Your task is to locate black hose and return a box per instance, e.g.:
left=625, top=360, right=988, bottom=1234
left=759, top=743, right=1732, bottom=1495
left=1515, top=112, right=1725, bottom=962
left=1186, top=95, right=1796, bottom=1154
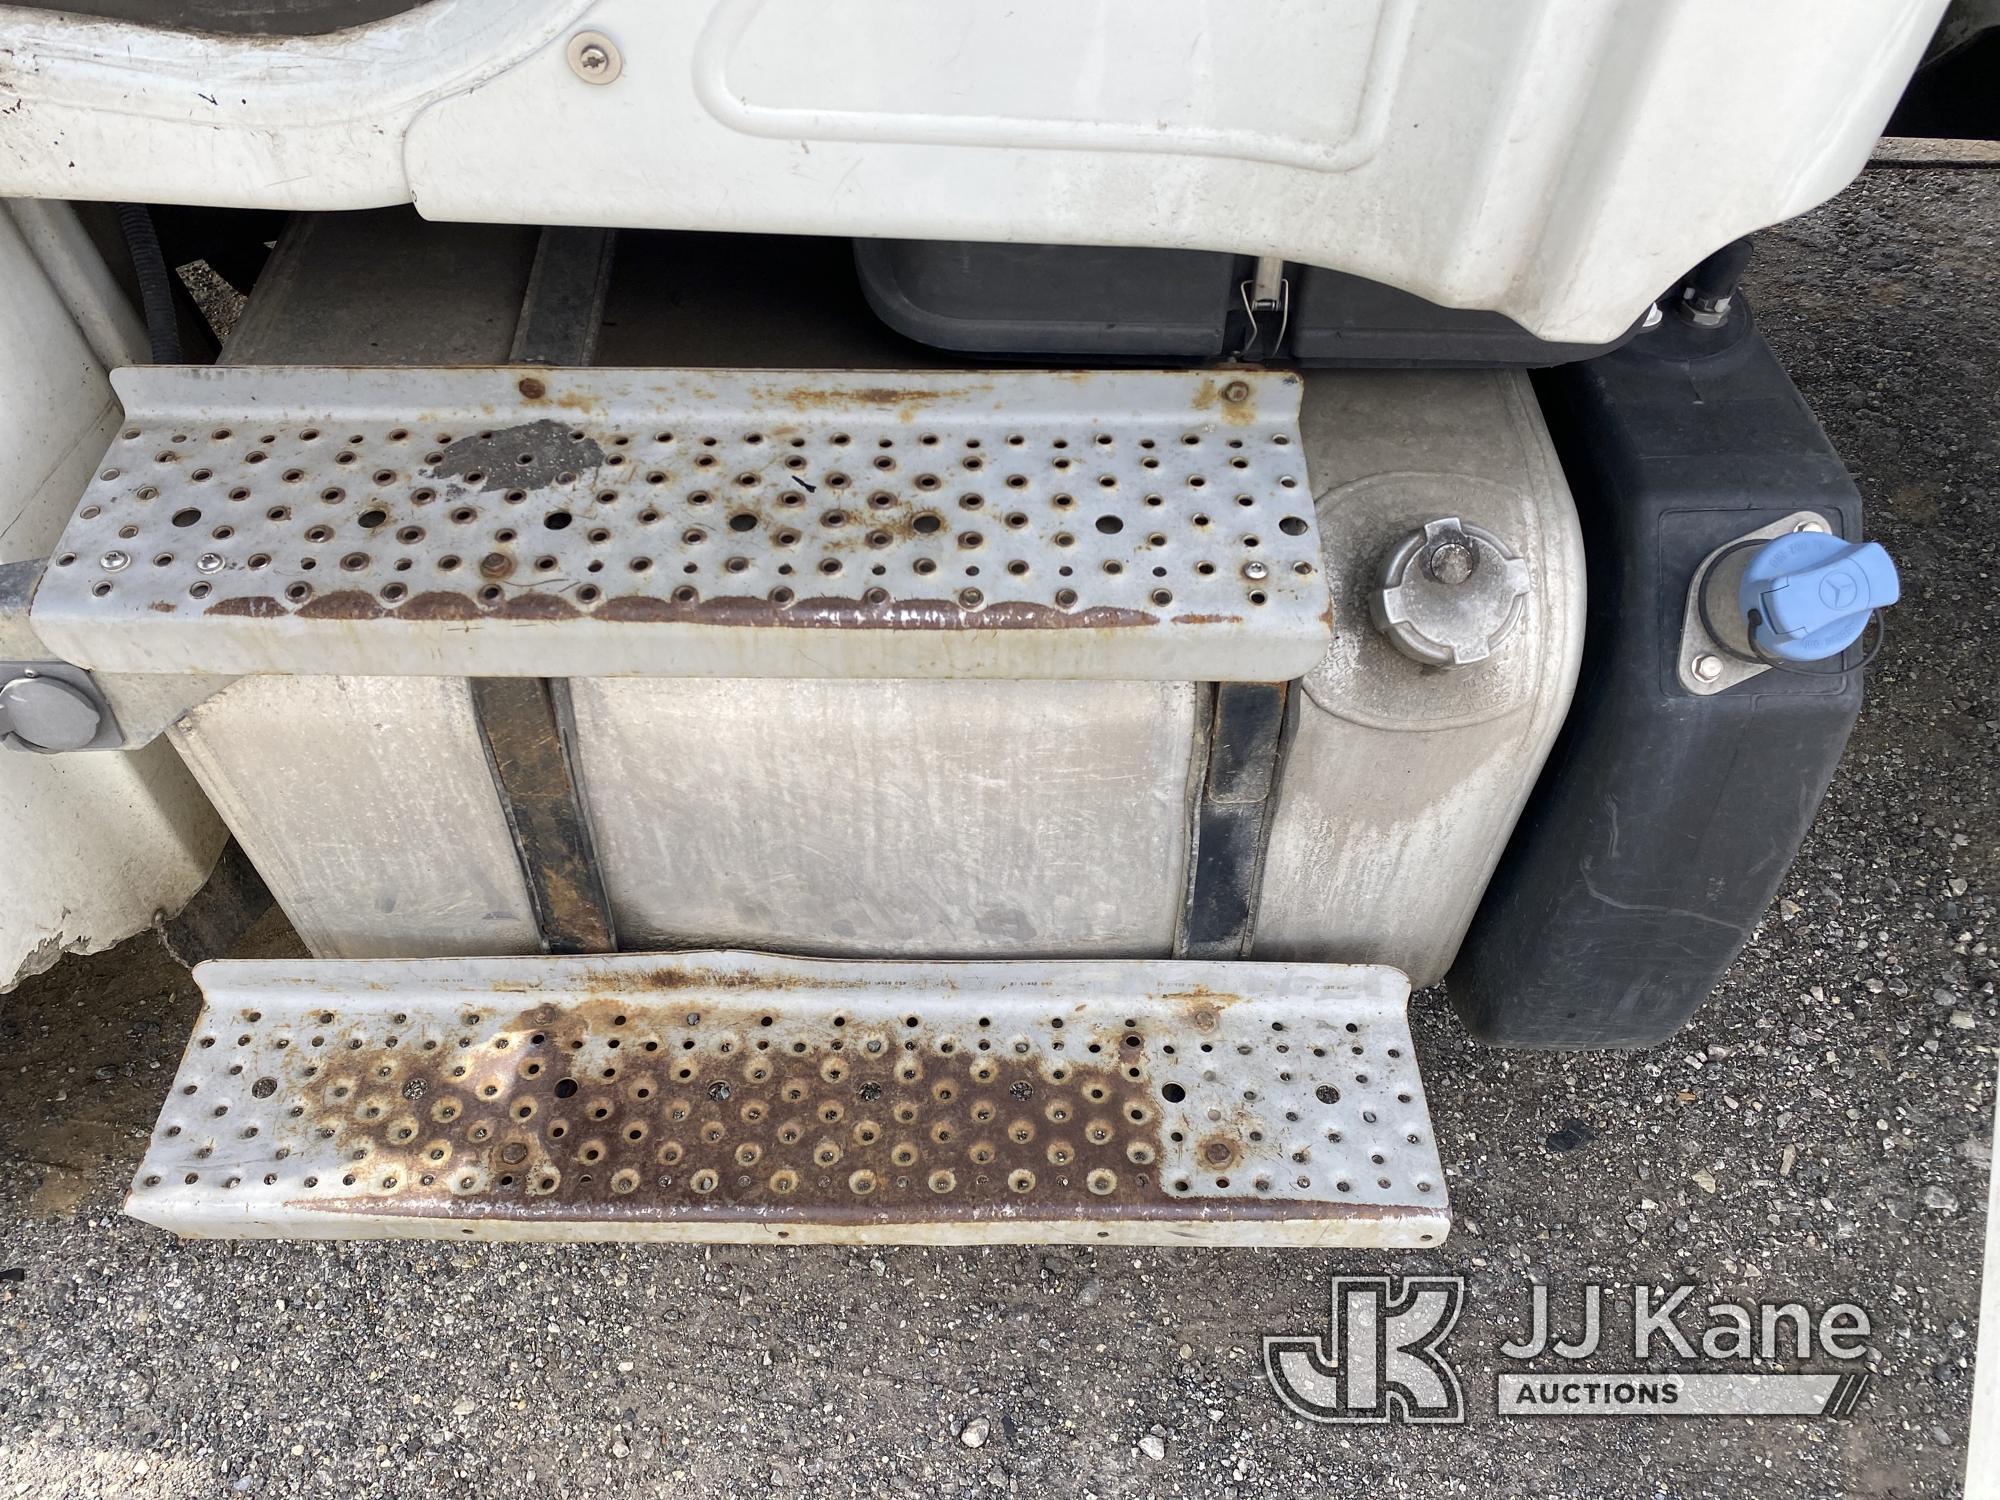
left=116, top=202, right=182, bottom=364
left=1684, top=237, right=1755, bottom=306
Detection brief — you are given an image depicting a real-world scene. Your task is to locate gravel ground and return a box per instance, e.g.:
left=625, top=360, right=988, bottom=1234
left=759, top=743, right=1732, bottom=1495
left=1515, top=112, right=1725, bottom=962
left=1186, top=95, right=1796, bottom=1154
left=1, top=166, right=1994, bottom=1500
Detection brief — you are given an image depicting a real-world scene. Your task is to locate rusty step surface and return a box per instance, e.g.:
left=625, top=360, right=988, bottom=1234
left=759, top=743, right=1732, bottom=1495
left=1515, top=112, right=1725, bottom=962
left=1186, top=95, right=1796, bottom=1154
left=32, top=366, right=1329, bottom=681
left=126, top=953, right=1450, bottom=1247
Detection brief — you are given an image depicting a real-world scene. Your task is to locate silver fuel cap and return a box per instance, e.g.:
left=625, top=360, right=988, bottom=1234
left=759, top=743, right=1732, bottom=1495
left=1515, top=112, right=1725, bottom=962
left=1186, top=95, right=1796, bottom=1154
left=1370, top=517, right=1532, bottom=668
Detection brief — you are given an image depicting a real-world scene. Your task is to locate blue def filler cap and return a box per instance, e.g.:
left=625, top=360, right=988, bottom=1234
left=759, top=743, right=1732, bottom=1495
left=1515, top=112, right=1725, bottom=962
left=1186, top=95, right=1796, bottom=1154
left=1739, top=532, right=1900, bottom=663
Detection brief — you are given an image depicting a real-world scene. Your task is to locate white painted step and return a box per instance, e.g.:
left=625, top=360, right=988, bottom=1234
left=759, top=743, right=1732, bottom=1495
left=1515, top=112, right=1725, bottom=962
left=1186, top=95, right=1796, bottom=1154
left=34, top=367, right=1329, bottom=681
left=127, top=953, right=1449, bottom=1247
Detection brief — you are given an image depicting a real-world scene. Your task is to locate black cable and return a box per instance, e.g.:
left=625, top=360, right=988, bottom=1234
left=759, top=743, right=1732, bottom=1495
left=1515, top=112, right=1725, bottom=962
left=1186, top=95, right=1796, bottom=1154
left=116, top=203, right=182, bottom=364
left=1747, top=607, right=1887, bottom=676
left=1694, top=539, right=1775, bottom=665
left=1683, top=237, right=1754, bottom=305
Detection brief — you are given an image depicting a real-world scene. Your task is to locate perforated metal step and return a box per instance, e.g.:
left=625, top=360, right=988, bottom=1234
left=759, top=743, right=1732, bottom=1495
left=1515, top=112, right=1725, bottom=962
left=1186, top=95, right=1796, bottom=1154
left=33, top=367, right=1329, bottom=681
left=127, top=954, right=1450, bottom=1247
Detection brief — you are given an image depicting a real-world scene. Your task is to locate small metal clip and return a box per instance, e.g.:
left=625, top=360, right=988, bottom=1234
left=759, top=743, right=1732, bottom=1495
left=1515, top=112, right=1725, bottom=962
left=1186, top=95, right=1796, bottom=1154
left=1238, top=256, right=1291, bottom=361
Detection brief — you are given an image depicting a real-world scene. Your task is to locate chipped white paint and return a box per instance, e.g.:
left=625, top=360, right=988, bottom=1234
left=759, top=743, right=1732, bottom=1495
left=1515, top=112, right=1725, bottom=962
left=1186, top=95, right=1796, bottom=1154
left=0, top=739, right=226, bottom=991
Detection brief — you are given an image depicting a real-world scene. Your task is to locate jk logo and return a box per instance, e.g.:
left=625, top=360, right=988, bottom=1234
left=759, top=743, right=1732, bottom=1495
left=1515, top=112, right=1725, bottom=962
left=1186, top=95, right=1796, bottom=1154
left=1264, top=1276, right=1466, bottom=1425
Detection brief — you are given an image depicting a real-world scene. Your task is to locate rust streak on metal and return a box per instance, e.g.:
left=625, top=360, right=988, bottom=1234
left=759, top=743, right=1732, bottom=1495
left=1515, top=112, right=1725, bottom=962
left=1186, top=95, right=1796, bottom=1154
left=750, top=384, right=979, bottom=415
left=297, top=589, right=385, bottom=621
left=1188, top=374, right=1264, bottom=427
left=593, top=595, right=1156, bottom=631
left=469, top=678, right=616, bottom=956
left=216, top=592, right=1143, bottom=630
left=1197, top=1135, right=1243, bottom=1171
left=265, top=993, right=1260, bottom=1225
left=203, top=595, right=286, bottom=618
left=625, top=965, right=874, bottom=993
left=493, top=592, right=581, bottom=621
left=383, top=590, right=482, bottom=621
left=1156, top=986, right=1239, bottom=1012
left=132, top=957, right=1445, bottom=1246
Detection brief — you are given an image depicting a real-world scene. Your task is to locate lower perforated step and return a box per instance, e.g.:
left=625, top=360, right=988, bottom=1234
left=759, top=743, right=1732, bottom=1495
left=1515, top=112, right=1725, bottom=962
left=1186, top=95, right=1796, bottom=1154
left=127, top=953, right=1450, bottom=1247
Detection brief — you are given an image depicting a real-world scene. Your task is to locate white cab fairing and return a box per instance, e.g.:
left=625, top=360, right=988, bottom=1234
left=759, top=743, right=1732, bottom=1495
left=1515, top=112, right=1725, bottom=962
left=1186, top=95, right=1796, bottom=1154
left=0, top=0, right=1946, bottom=342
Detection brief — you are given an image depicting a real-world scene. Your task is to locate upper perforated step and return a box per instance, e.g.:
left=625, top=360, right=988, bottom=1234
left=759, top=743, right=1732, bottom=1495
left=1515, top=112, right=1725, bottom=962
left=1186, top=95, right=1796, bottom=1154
left=32, top=367, right=1330, bottom=680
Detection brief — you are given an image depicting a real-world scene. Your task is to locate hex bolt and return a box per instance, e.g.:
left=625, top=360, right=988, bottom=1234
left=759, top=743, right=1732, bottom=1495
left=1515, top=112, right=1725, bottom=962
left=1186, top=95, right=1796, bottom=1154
left=100, top=550, right=129, bottom=571
left=1424, top=536, right=1477, bottom=586
left=1242, top=560, right=1269, bottom=581
left=1692, top=653, right=1724, bottom=683
left=1677, top=238, right=1752, bottom=330
left=1681, top=293, right=1732, bottom=330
